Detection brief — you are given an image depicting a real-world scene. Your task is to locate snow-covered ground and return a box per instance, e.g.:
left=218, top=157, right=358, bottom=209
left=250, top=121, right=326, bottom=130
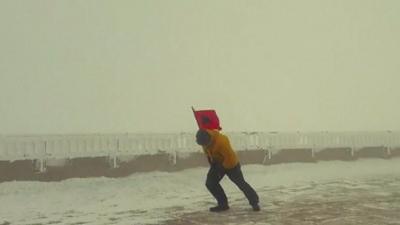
left=1, top=158, right=400, bottom=225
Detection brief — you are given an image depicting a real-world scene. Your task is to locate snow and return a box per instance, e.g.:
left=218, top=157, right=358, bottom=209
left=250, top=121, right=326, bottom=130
left=1, top=158, right=400, bottom=225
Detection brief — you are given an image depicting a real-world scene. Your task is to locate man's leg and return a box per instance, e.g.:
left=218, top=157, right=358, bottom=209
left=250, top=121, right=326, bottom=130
left=206, top=164, right=229, bottom=211
left=226, top=164, right=260, bottom=210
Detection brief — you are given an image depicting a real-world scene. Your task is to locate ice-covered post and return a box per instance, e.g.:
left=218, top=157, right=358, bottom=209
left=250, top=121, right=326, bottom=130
left=262, top=143, right=272, bottom=164
left=39, top=140, right=47, bottom=173
left=112, top=138, right=119, bottom=169
left=386, top=131, right=392, bottom=156
left=170, top=151, right=177, bottom=165
left=262, top=150, right=271, bottom=164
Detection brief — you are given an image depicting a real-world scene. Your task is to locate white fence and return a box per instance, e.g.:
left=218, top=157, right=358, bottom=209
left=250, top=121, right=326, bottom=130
left=1, top=131, right=400, bottom=162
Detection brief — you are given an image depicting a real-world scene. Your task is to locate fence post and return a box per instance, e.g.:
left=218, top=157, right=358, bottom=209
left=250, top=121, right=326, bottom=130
left=170, top=151, right=177, bottom=165
left=113, top=138, right=120, bottom=169
left=262, top=146, right=272, bottom=164
left=262, top=150, right=268, bottom=164
left=39, top=140, right=47, bottom=173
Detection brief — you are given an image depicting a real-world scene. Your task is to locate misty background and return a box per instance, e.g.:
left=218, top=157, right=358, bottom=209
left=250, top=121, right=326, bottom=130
left=0, top=0, right=399, bottom=135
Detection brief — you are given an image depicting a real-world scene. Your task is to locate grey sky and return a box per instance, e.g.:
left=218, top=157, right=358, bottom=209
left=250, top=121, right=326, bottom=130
left=0, top=1, right=399, bottom=134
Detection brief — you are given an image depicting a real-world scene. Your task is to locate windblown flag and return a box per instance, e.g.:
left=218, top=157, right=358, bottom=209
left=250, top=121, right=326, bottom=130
left=192, top=107, right=222, bottom=130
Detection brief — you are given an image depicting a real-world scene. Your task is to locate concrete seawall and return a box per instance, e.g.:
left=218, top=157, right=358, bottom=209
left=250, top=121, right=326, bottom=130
left=1, top=147, right=399, bottom=183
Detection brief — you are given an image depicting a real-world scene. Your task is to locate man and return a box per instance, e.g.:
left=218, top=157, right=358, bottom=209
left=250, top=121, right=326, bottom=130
left=196, top=129, right=260, bottom=212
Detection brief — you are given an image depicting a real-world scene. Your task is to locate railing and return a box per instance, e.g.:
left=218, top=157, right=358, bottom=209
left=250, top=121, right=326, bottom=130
left=1, top=131, right=400, bottom=164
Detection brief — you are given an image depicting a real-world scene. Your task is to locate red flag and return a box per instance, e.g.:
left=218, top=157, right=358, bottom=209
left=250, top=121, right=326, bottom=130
left=192, top=107, right=222, bottom=130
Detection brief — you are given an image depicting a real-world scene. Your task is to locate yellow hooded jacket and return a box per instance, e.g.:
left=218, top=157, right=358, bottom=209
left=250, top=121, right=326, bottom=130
left=202, top=130, right=239, bottom=169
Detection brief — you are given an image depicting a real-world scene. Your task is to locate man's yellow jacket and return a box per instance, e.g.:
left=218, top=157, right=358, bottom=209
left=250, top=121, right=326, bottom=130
left=202, top=129, right=239, bottom=169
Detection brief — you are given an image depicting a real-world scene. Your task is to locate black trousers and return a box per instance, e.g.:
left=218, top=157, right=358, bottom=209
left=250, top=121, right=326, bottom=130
left=205, top=163, right=259, bottom=206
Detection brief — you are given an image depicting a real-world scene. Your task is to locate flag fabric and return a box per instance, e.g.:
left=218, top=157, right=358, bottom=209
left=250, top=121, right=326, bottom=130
left=192, top=108, right=222, bottom=130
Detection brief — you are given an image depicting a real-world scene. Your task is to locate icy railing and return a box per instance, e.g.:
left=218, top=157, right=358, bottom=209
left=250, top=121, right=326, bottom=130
left=0, top=136, right=46, bottom=161
left=1, top=131, right=400, bottom=161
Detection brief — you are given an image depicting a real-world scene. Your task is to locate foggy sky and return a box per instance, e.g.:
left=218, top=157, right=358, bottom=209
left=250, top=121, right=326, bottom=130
left=1, top=0, right=399, bottom=135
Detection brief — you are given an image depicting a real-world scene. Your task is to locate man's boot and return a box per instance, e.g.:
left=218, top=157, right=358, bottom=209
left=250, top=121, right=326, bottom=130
left=209, top=204, right=229, bottom=212
left=251, top=203, right=260, bottom=211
